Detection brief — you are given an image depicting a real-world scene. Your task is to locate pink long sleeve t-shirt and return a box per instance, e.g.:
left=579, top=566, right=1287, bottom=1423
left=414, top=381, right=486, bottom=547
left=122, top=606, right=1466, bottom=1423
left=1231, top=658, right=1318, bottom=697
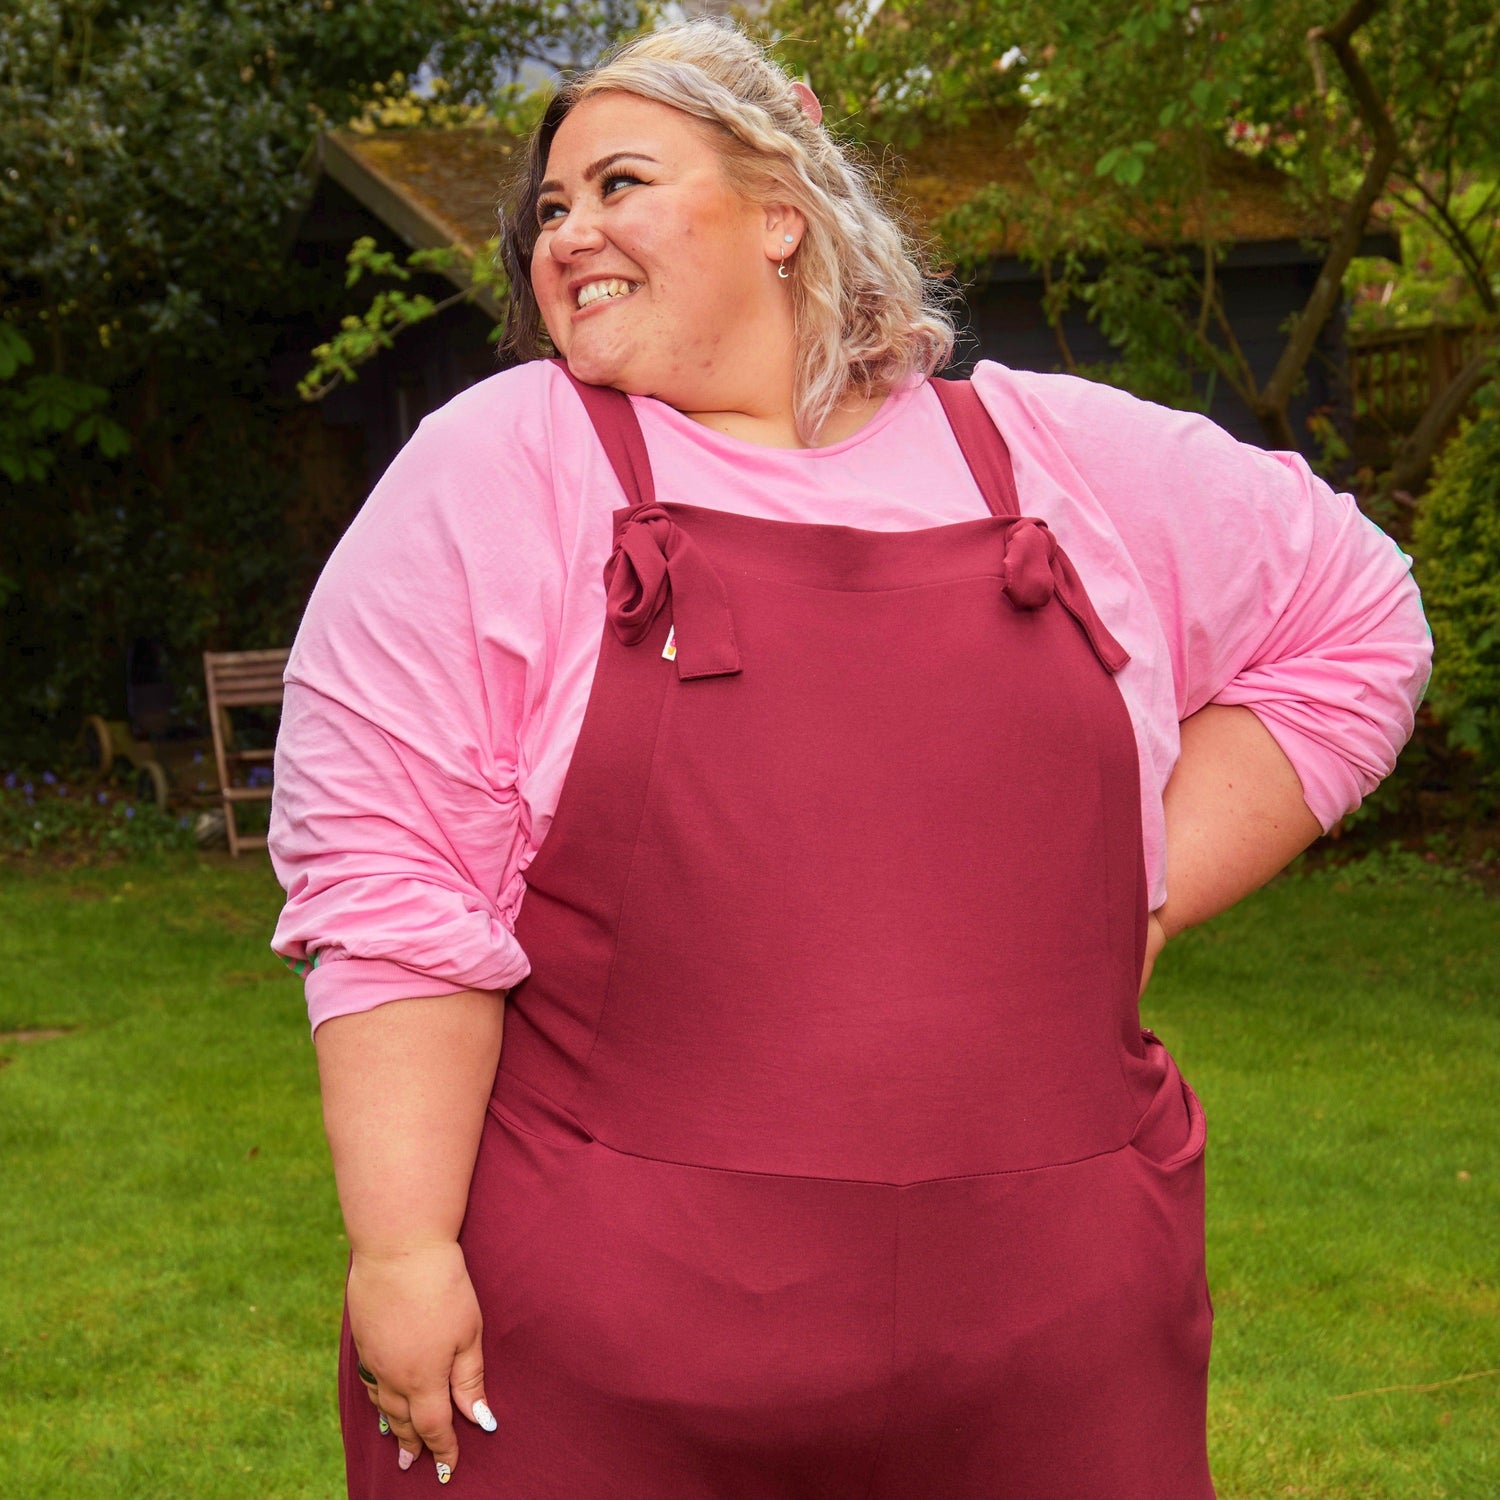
left=270, top=358, right=1431, bottom=1031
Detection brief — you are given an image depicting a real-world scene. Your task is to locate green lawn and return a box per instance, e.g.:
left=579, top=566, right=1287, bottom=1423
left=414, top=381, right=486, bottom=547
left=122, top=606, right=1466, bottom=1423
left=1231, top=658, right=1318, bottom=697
left=1, top=853, right=1496, bottom=1499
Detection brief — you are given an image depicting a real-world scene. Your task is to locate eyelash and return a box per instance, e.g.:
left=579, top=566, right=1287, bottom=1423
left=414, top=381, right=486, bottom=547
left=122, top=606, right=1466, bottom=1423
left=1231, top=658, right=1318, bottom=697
left=537, top=173, right=644, bottom=226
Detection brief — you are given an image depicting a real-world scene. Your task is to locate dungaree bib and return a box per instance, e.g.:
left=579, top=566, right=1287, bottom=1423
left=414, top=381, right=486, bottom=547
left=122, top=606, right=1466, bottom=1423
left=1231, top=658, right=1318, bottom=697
left=339, top=373, right=1215, bottom=1500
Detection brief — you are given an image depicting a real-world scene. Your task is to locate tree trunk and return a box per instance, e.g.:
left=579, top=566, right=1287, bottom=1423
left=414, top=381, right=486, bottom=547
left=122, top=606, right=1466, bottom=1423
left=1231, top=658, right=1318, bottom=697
left=1251, top=0, right=1394, bottom=453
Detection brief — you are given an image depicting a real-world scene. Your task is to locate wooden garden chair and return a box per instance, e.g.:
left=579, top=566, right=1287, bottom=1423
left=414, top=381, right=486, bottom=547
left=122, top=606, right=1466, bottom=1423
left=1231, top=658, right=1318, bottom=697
left=202, top=648, right=290, bottom=857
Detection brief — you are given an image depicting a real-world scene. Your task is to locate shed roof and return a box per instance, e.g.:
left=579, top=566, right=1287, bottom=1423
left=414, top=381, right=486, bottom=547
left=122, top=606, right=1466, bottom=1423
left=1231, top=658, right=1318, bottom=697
left=314, top=118, right=1393, bottom=296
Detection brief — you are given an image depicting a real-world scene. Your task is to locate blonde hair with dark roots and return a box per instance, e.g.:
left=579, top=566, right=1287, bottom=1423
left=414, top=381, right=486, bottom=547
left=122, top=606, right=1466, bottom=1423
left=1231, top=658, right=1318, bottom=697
left=499, top=19, right=956, bottom=442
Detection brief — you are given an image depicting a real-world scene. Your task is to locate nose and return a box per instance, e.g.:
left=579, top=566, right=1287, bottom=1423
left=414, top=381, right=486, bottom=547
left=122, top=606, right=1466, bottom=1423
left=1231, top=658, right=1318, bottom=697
left=544, top=199, right=607, bottom=262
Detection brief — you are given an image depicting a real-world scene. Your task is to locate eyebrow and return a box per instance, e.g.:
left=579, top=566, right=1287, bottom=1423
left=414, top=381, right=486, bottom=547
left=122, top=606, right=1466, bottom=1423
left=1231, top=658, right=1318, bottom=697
left=538, top=151, right=660, bottom=197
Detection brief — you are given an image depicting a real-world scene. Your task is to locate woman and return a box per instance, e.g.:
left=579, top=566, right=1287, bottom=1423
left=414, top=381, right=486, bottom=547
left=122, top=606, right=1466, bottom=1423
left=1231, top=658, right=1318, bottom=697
left=271, top=20, right=1431, bottom=1499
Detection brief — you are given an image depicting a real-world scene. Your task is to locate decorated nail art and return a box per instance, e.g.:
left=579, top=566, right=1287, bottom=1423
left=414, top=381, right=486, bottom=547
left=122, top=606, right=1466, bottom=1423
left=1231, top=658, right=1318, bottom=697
left=378, top=1413, right=390, bottom=1436
left=397, top=1448, right=414, bottom=1472
left=436, top=1460, right=452, bottom=1485
left=472, top=1400, right=497, bottom=1433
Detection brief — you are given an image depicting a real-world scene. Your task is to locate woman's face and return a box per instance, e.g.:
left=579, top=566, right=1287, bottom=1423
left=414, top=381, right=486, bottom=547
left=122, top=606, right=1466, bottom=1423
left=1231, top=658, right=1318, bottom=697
left=530, top=91, right=797, bottom=407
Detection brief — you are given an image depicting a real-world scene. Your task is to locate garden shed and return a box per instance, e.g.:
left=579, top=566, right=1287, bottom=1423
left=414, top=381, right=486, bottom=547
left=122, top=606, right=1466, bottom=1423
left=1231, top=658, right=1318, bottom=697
left=287, top=118, right=1400, bottom=485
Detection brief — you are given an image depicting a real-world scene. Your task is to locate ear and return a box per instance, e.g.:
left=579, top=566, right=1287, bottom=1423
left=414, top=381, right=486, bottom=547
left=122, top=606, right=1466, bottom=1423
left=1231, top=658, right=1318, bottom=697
left=761, top=204, right=807, bottom=263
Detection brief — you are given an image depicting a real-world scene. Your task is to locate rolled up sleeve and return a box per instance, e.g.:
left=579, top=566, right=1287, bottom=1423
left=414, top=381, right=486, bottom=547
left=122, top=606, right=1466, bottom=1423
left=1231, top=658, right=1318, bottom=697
left=1111, top=405, right=1432, bottom=829
left=1207, top=453, right=1432, bottom=828
left=269, top=369, right=563, bottom=1032
left=271, top=683, right=533, bottom=1030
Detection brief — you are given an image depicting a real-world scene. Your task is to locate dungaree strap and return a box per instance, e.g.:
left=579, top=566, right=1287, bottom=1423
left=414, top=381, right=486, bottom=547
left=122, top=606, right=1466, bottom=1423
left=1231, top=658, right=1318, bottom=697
left=556, top=359, right=741, bottom=680
left=931, top=377, right=1020, bottom=518
left=932, top=377, right=1130, bottom=674
left=554, top=359, right=656, bottom=508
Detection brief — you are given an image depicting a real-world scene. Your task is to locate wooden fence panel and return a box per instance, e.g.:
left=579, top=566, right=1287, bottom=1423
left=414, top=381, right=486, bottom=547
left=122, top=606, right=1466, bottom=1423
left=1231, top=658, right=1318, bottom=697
left=1349, top=323, right=1484, bottom=430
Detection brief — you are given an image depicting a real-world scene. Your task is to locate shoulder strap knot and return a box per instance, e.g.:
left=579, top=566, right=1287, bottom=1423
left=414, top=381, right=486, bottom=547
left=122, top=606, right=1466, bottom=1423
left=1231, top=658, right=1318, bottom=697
left=1002, top=518, right=1056, bottom=610
left=605, top=505, right=742, bottom=680
left=1000, top=517, right=1130, bottom=674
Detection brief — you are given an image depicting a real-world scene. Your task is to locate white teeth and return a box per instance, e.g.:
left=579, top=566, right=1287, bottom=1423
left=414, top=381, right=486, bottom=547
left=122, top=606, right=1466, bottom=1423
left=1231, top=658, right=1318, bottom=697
left=576, top=278, right=638, bottom=309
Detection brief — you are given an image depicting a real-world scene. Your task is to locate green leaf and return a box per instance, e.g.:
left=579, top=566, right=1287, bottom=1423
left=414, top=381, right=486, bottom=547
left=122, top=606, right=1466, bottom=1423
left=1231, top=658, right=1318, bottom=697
left=0, top=325, right=35, bottom=382
left=20, top=376, right=109, bottom=435
left=94, top=418, right=132, bottom=459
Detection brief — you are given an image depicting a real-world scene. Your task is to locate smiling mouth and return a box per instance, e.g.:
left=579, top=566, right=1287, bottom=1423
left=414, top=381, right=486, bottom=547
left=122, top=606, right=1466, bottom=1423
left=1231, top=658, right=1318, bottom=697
left=576, top=278, right=641, bottom=310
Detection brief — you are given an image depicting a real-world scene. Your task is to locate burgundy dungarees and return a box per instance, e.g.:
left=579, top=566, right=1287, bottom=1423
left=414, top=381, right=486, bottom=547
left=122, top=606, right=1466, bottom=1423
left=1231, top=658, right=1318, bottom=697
left=340, top=373, right=1215, bottom=1500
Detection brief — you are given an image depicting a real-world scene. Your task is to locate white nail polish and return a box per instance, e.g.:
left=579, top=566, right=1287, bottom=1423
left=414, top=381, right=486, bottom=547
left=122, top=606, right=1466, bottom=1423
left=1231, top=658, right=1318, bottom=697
left=473, top=1399, right=497, bottom=1433
left=436, top=1460, right=452, bottom=1484
left=397, top=1448, right=414, bottom=1472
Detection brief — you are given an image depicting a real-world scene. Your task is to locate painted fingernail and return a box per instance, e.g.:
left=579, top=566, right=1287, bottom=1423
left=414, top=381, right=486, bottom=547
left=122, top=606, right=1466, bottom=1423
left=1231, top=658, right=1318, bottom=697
left=397, top=1448, right=414, bottom=1472
left=436, top=1460, right=452, bottom=1484
left=473, top=1399, right=497, bottom=1433
left=378, top=1413, right=390, bottom=1436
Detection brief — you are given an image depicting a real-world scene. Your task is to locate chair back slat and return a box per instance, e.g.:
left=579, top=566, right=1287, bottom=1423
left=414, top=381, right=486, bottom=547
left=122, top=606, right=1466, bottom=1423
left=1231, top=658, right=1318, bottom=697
left=215, top=682, right=289, bottom=704
left=202, top=647, right=290, bottom=858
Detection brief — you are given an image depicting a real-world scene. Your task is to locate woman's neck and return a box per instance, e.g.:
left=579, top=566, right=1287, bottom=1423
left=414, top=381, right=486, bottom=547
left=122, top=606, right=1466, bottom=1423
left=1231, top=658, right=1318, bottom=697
left=681, top=389, right=889, bottom=450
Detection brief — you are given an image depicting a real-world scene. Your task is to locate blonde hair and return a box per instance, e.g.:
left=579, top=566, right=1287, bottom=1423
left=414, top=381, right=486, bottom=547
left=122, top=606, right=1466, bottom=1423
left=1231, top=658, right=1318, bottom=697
left=499, top=19, right=955, bottom=442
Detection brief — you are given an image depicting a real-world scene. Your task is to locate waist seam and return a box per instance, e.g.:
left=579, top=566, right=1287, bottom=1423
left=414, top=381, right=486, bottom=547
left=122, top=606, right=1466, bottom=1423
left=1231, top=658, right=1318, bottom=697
left=489, top=1073, right=1135, bottom=1189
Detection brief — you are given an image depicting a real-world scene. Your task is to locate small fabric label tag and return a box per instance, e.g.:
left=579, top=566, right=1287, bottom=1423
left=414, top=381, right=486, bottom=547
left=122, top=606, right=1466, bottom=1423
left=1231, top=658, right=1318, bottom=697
left=662, top=625, right=677, bottom=661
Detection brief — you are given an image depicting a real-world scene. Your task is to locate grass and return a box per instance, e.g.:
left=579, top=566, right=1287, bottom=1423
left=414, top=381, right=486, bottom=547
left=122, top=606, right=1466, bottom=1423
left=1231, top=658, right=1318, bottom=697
left=1, top=851, right=1496, bottom=1499
left=1143, top=856, right=1499, bottom=1499
left=0, top=856, right=344, bottom=1498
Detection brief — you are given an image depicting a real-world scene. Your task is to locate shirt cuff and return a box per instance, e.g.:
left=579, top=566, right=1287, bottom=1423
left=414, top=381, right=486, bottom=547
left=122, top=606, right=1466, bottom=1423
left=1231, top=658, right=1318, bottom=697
left=303, top=953, right=529, bottom=1035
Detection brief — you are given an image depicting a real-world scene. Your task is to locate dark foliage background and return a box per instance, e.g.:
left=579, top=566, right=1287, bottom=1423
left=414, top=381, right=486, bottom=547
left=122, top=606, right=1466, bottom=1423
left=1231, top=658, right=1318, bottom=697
left=0, top=0, right=643, bottom=761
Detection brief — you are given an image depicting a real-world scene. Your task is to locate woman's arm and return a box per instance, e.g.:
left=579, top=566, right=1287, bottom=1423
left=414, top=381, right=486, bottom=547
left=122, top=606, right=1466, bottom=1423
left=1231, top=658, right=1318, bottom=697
left=1158, top=703, right=1322, bottom=936
left=315, top=990, right=506, bottom=1483
left=1140, top=703, right=1322, bottom=992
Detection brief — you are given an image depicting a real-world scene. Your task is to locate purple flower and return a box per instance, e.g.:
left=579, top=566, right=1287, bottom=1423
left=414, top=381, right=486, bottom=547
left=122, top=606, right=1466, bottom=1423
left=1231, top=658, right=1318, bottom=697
left=3, top=773, right=15, bottom=789
left=124, top=805, right=135, bottom=819
left=42, top=771, right=56, bottom=785
left=97, top=791, right=108, bottom=804
left=23, top=782, right=33, bottom=795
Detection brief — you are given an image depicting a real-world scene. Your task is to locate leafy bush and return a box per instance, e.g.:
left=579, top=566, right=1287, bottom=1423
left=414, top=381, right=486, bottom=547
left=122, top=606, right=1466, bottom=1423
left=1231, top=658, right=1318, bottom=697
left=0, top=772, right=194, bottom=859
left=1412, top=379, right=1500, bottom=785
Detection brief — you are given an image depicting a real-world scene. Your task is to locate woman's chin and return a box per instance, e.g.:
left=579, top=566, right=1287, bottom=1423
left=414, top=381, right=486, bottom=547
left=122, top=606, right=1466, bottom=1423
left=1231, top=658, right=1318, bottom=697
left=560, top=348, right=625, bottom=389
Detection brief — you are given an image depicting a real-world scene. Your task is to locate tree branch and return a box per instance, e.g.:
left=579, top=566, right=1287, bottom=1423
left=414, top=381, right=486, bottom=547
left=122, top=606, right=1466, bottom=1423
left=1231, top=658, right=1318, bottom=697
left=1040, top=257, right=1079, bottom=373
left=1198, top=287, right=1260, bottom=408
left=1254, top=0, right=1395, bottom=444
left=1397, top=177, right=1499, bottom=317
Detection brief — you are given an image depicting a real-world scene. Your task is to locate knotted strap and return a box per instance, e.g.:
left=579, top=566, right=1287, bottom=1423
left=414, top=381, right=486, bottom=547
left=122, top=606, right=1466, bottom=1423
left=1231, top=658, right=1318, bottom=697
left=554, top=359, right=739, bottom=680
left=934, top=376, right=1130, bottom=675
left=606, top=505, right=742, bottom=680
left=1000, top=517, right=1129, bottom=674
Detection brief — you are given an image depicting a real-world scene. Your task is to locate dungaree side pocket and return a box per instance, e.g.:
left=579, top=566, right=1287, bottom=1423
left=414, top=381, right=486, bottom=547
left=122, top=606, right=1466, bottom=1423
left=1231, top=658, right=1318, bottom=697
left=1125, top=1030, right=1214, bottom=1329
left=485, top=1066, right=596, bottom=1149
left=1128, top=1030, right=1208, bottom=1172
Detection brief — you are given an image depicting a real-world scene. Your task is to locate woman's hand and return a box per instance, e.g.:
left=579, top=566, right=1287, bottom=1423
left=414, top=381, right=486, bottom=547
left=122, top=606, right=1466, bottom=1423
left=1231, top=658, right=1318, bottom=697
left=349, top=1241, right=495, bottom=1482
left=1139, top=910, right=1168, bottom=998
